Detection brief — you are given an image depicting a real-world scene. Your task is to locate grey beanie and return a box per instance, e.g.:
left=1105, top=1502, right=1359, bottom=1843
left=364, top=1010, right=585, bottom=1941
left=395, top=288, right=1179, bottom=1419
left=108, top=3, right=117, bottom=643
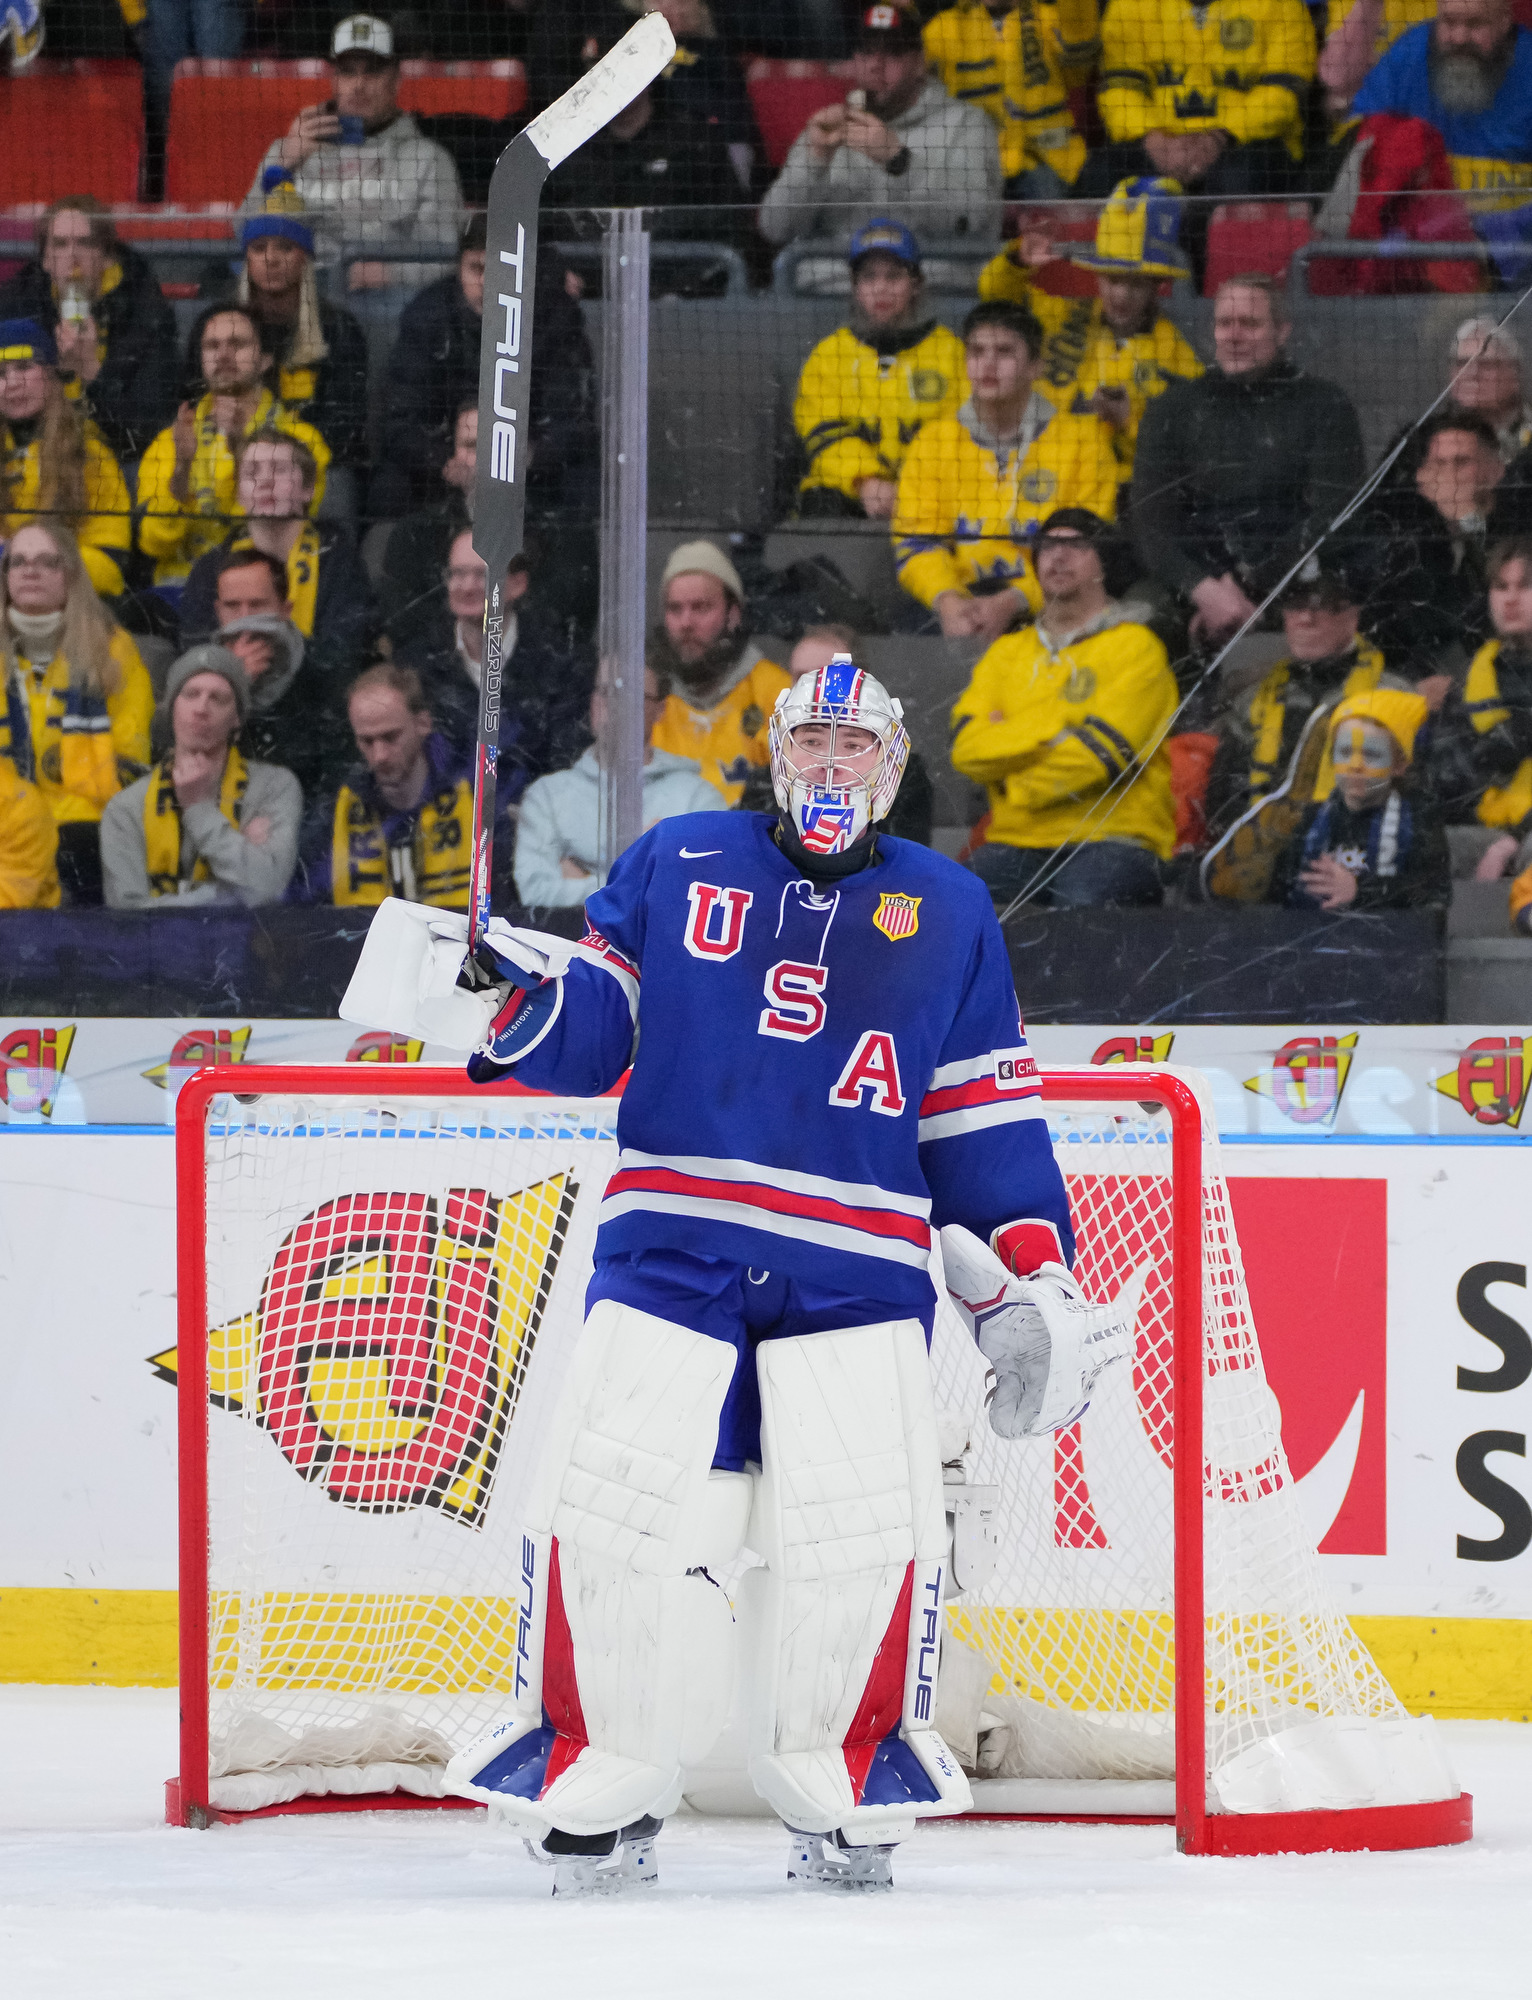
left=162, top=643, right=251, bottom=726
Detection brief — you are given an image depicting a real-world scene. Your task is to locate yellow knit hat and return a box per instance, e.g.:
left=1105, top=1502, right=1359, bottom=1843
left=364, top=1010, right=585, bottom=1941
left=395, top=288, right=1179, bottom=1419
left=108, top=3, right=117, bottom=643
left=1328, top=689, right=1429, bottom=767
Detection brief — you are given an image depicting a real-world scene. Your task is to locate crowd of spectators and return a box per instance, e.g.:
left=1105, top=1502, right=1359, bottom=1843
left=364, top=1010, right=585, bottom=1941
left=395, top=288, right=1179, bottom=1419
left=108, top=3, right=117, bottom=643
left=8, top=2, right=1532, bottom=942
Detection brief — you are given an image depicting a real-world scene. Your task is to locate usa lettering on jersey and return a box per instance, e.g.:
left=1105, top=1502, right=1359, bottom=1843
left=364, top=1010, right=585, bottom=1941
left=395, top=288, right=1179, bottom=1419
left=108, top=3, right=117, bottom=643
left=831, top=1031, right=906, bottom=1116
left=685, top=881, right=753, bottom=960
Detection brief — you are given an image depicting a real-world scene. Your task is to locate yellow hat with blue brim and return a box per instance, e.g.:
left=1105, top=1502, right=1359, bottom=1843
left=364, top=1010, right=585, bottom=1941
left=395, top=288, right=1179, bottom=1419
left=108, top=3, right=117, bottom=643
left=1072, top=177, right=1190, bottom=281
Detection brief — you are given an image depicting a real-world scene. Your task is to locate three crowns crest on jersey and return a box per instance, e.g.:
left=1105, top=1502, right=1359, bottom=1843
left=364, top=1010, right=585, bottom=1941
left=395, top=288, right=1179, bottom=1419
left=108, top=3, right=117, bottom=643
left=873, top=892, right=921, bottom=941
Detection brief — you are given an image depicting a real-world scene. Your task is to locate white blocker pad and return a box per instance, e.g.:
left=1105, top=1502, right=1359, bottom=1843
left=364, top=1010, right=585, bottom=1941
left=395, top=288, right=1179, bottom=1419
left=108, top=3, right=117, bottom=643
left=444, top=1301, right=750, bottom=1837
left=745, top=1321, right=973, bottom=1841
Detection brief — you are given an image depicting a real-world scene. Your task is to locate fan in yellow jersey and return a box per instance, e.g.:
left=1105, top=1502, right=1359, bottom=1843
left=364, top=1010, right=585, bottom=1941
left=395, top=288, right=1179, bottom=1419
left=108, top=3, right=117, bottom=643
left=977, top=177, right=1202, bottom=485
left=892, top=299, right=1120, bottom=640
left=1080, top=0, right=1316, bottom=201
left=0, top=317, right=132, bottom=598
left=136, top=304, right=330, bottom=591
left=952, top=508, right=1176, bottom=907
left=794, top=220, right=967, bottom=521
left=647, top=541, right=790, bottom=804
left=0, top=521, right=153, bottom=904
left=922, top=0, right=1086, bottom=194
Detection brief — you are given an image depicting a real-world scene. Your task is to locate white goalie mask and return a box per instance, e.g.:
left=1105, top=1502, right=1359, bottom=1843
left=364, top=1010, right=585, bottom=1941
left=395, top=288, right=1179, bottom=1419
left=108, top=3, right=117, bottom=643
left=767, top=656, right=910, bottom=857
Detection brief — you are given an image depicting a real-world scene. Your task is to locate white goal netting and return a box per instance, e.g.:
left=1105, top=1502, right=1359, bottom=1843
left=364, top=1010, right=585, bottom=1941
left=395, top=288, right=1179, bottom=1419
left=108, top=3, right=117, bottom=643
left=189, top=1077, right=1454, bottom=1820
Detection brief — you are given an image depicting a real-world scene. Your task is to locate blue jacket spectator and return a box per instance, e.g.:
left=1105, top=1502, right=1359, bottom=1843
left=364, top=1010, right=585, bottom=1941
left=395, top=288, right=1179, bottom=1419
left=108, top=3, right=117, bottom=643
left=1352, top=4, right=1532, bottom=197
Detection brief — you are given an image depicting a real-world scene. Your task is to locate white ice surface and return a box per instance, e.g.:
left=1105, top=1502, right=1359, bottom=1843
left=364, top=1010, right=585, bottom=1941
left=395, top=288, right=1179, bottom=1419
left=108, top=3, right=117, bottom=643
left=1, top=1689, right=1528, bottom=1998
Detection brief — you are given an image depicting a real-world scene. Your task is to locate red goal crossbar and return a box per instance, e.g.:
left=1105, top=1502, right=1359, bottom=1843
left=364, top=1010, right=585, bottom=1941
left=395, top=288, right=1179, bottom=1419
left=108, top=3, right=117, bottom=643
left=168, top=1064, right=1470, bottom=1857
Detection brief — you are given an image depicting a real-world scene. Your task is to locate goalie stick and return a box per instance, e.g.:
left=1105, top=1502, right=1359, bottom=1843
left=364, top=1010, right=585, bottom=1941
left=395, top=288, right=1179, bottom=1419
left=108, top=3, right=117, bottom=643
left=467, top=11, right=676, bottom=950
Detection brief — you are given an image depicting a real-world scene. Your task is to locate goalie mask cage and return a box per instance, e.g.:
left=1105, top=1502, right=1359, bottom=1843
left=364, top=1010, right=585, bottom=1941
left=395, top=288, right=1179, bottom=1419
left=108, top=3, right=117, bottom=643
left=168, top=1064, right=1471, bottom=1857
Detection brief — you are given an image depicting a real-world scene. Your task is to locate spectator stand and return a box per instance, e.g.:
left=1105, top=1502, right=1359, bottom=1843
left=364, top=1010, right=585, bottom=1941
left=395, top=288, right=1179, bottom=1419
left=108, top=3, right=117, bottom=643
left=163, top=59, right=528, bottom=208
left=0, top=60, right=144, bottom=208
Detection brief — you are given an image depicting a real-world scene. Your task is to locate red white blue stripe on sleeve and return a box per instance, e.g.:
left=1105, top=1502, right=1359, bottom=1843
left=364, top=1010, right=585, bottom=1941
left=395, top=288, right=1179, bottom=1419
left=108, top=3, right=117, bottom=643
left=574, top=926, right=641, bottom=1019
left=917, top=1045, right=1044, bottom=1143
left=600, top=1148, right=933, bottom=1269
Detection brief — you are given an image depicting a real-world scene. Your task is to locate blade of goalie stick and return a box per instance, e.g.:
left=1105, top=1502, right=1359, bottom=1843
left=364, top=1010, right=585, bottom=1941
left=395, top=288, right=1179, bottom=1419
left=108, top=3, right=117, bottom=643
left=467, top=10, right=676, bottom=947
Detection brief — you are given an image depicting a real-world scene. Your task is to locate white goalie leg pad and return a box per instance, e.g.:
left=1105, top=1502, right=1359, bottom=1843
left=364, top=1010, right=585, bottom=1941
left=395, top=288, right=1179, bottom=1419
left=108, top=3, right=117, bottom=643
left=445, top=1300, right=750, bottom=1836
left=746, top=1321, right=973, bottom=1841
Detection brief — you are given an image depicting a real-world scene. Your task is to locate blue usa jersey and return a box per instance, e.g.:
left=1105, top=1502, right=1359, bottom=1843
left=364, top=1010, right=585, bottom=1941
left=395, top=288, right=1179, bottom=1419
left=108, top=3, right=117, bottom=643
left=469, top=813, right=1073, bottom=1312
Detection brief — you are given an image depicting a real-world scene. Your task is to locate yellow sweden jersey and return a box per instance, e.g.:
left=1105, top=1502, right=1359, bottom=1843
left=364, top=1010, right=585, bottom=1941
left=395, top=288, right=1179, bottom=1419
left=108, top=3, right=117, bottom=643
left=650, top=654, right=791, bottom=806
left=892, top=404, right=1120, bottom=613
left=795, top=323, right=968, bottom=507
left=951, top=614, right=1177, bottom=858
left=923, top=2, right=1086, bottom=185
left=1099, top=0, right=1316, bottom=159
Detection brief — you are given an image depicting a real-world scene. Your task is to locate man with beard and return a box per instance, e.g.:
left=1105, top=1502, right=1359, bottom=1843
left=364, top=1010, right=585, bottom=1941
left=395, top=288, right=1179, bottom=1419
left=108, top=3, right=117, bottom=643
left=1351, top=0, right=1532, bottom=197
left=137, top=306, right=329, bottom=591
left=759, top=3, right=1002, bottom=250
left=648, top=541, right=789, bottom=802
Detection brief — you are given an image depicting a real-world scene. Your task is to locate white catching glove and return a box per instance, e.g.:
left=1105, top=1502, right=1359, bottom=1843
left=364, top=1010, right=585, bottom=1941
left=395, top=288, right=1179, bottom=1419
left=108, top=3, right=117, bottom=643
left=339, top=900, right=579, bottom=1053
left=940, top=1224, right=1147, bottom=1439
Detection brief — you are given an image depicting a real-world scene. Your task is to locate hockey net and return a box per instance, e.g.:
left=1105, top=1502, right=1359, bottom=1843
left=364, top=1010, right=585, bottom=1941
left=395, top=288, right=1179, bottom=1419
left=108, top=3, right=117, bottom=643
left=170, top=1065, right=1467, bottom=1853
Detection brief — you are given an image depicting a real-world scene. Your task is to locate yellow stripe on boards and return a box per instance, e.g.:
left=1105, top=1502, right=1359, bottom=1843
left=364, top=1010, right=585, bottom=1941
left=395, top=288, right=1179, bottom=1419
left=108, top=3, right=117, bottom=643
left=2, top=1591, right=1530, bottom=1719
left=0, top=1589, right=178, bottom=1686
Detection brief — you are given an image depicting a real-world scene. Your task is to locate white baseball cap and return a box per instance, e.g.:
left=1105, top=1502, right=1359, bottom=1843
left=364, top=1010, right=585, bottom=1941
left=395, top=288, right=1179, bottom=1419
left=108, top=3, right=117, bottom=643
left=332, top=14, right=395, bottom=60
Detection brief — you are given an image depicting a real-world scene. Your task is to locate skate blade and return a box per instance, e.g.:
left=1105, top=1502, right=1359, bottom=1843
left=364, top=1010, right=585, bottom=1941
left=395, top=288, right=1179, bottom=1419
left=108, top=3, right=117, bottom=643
left=786, top=1834, right=893, bottom=1892
left=540, top=1838, right=660, bottom=1898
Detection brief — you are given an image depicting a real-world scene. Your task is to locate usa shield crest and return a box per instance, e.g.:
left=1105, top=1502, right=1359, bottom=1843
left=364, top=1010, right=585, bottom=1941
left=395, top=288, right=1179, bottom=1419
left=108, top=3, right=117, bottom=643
left=874, top=892, right=921, bottom=941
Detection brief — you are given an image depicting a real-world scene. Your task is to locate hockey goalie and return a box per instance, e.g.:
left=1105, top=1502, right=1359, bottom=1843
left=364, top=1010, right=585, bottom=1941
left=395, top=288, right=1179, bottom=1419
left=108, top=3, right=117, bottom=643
left=344, top=659, right=1139, bottom=1893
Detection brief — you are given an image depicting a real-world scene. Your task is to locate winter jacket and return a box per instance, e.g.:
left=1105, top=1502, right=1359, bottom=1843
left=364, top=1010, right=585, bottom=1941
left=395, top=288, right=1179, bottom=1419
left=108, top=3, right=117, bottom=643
left=950, top=603, right=1178, bottom=859
left=759, top=76, right=1003, bottom=248
left=1344, top=481, right=1532, bottom=665
left=101, top=755, right=301, bottom=909
left=1431, top=637, right=1532, bottom=829
left=514, top=746, right=727, bottom=908
left=378, top=496, right=468, bottom=651
left=1100, top=0, right=1315, bottom=162
left=1130, top=360, right=1364, bottom=601
left=1, top=625, right=152, bottom=827
left=1271, top=786, right=1450, bottom=908
left=545, top=96, right=756, bottom=263
left=923, top=1, right=1085, bottom=186
left=794, top=319, right=968, bottom=508
left=893, top=393, right=1119, bottom=614
left=244, top=113, right=464, bottom=287
left=1, top=414, right=132, bottom=597
left=177, top=522, right=376, bottom=683
left=1206, top=639, right=1392, bottom=842
left=1353, top=20, right=1532, bottom=197
left=378, top=267, right=596, bottom=510
left=0, top=761, right=59, bottom=908
left=0, top=243, right=180, bottom=461
left=398, top=599, right=596, bottom=787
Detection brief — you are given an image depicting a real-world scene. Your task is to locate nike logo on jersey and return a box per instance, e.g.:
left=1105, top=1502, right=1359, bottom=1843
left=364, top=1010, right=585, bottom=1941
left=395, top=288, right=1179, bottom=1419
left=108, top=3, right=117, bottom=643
left=679, top=848, right=722, bottom=858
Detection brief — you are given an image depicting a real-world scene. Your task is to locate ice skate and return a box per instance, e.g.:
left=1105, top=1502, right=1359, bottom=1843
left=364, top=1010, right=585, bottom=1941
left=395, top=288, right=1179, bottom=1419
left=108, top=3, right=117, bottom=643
left=529, top=1818, right=663, bottom=1898
left=786, top=1826, right=896, bottom=1892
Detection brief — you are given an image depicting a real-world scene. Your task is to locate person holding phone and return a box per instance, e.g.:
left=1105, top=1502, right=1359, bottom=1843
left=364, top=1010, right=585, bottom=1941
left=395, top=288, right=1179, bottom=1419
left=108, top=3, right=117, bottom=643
left=241, top=13, right=463, bottom=294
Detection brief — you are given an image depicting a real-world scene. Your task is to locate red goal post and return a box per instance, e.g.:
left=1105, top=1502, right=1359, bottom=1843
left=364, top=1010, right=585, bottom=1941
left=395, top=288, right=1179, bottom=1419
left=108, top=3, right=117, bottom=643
left=169, top=1062, right=1472, bottom=1857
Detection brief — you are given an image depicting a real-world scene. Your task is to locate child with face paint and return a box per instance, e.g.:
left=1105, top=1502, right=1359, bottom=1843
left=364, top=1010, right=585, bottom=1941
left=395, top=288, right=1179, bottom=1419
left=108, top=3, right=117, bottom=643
left=1271, top=689, right=1450, bottom=912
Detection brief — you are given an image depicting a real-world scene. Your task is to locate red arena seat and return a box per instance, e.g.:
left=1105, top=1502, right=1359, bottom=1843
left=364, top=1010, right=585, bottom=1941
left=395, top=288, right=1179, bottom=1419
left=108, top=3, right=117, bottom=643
left=0, top=60, right=143, bottom=206
left=166, top=58, right=527, bottom=207
left=1202, top=201, right=1313, bottom=296
left=746, top=58, right=856, bottom=169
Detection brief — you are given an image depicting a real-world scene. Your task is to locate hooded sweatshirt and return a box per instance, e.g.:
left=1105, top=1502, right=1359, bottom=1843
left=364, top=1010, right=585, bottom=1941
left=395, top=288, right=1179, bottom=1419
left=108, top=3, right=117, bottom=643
left=244, top=113, right=463, bottom=288
left=514, top=745, right=727, bottom=909
left=759, top=76, right=1003, bottom=248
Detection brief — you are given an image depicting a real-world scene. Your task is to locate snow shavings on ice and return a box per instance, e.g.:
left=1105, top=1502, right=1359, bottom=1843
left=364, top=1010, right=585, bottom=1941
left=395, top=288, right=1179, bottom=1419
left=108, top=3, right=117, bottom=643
left=1, top=1688, right=1529, bottom=1999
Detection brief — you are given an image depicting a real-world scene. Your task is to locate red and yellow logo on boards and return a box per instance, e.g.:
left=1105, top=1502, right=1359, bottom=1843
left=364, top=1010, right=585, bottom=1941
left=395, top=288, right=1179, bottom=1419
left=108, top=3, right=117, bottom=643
left=1432, top=1036, right=1532, bottom=1127
left=148, top=1177, right=575, bottom=1526
left=1244, top=1033, right=1358, bottom=1126
left=1091, top=1032, right=1175, bottom=1065
left=142, top=1026, right=251, bottom=1090
left=0, top=1024, right=76, bottom=1118
left=346, top=1031, right=425, bottom=1063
